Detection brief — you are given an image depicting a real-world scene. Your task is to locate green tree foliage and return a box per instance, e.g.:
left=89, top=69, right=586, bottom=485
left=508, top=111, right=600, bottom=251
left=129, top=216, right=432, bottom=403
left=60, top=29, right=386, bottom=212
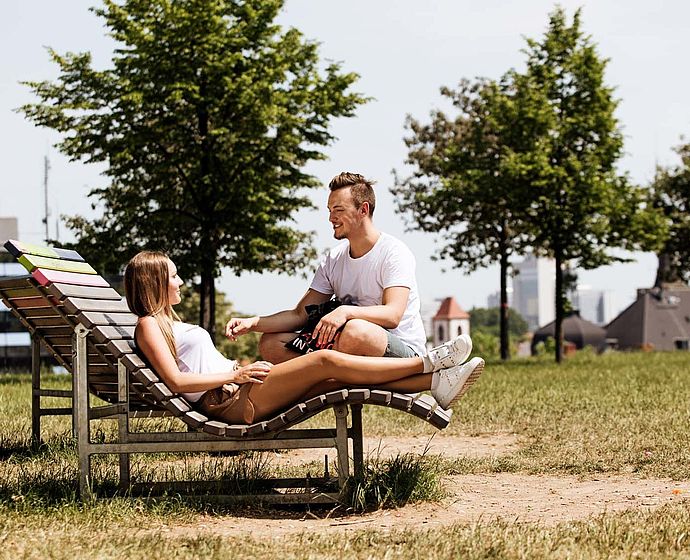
left=20, top=0, right=367, bottom=339
left=468, top=330, right=501, bottom=360
left=469, top=307, right=529, bottom=340
left=510, top=7, right=664, bottom=362
left=650, top=141, right=690, bottom=286
left=392, top=78, right=533, bottom=360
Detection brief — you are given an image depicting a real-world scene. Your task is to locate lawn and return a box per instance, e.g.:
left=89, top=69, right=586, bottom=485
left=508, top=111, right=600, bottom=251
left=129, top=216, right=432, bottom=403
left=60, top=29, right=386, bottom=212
left=0, top=351, right=688, bottom=559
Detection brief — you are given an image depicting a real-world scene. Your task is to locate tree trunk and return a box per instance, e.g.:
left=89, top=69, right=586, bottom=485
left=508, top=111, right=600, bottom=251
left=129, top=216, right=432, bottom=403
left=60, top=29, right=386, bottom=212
left=199, top=267, right=216, bottom=342
left=654, top=252, right=681, bottom=287
left=554, top=248, right=563, bottom=364
left=499, top=248, right=510, bottom=360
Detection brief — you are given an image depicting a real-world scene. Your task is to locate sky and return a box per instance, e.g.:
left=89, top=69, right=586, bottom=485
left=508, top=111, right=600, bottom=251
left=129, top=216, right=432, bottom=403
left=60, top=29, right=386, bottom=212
left=1, top=1, right=689, bottom=319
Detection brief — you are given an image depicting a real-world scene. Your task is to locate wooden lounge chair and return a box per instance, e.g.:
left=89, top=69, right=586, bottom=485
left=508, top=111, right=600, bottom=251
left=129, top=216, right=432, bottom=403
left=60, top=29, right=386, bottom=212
left=0, top=239, right=452, bottom=503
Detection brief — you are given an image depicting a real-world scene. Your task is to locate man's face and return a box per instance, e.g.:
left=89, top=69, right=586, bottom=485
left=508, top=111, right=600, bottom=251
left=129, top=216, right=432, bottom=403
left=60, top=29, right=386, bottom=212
left=327, top=187, right=364, bottom=240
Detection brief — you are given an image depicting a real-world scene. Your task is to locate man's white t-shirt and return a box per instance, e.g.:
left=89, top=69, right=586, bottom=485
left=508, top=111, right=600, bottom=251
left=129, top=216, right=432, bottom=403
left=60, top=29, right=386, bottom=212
left=309, top=232, right=427, bottom=356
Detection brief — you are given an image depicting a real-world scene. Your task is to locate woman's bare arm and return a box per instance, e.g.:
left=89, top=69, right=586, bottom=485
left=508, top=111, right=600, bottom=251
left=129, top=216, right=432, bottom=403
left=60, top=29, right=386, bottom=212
left=135, top=316, right=269, bottom=393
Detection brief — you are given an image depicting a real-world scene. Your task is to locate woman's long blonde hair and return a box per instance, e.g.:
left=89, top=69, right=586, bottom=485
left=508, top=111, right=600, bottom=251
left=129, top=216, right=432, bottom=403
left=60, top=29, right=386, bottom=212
left=124, top=251, right=180, bottom=359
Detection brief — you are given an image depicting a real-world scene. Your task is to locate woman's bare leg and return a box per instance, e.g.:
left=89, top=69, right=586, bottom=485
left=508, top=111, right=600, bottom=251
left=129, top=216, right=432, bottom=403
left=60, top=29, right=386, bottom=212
left=374, top=374, right=431, bottom=393
left=301, top=373, right=432, bottom=400
left=248, top=350, right=431, bottom=420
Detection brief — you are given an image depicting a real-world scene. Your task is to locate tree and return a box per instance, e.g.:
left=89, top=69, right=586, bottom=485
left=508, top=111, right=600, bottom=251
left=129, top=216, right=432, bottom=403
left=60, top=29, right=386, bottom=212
left=392, top=78, right=533, bottom=360
left=650, top=141, right=690, bottom=286
left=21, top=0, right=367, bottom=339
left=469, top=307, right=529, bottom=340
left=511, top=7, right=664, bottom=362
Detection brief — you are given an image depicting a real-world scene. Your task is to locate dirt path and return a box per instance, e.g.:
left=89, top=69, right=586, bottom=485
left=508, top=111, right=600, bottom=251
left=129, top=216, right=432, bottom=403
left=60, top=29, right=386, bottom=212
left=160, top=434, right=688, bottom=537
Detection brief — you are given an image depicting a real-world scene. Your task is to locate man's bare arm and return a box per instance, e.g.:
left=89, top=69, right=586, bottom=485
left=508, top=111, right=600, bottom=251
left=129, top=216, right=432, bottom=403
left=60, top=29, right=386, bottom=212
left=225, top=289, right=331, bottom=339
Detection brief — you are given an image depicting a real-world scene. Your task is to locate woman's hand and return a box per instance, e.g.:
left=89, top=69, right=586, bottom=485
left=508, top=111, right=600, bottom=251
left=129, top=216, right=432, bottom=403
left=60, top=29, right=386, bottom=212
left=232, top=361, right=272, bottom=384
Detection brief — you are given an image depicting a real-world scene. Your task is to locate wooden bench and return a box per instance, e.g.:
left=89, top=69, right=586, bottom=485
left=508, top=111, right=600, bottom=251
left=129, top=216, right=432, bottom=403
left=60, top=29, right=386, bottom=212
left=0, top=239, right=452, bottom=503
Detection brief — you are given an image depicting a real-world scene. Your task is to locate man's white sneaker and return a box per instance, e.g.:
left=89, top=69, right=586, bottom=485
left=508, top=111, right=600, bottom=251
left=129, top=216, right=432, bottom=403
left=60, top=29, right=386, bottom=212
left=424, top=333, right=472, bottom=372
left=431, top=357, right=485, bottom=409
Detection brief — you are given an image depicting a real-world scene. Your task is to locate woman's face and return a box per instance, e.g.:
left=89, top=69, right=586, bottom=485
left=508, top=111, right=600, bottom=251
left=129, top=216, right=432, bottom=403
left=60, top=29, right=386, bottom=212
left=166, top=259, right=183, bottom=306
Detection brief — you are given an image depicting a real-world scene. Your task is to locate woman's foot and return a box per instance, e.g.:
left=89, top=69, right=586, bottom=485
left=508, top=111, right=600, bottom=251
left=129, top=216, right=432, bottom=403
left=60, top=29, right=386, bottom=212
left=423, top=334, right=472, bottom=372
left=431, top=357, right=485, bottom=409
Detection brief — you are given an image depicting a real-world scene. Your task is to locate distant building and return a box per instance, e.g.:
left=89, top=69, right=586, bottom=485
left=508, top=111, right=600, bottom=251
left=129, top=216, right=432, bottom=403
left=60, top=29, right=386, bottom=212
left=431, top=297, right=470, bottom=347
left=0, top=219, right=33, bottom=369
left=606, top=283, right=690, bottom=351
left=531, top=310, right=607, bottom=354
left=0, top=218, right=18, bottom=243
left=512, top=255, right=555, bottom=331
left=572, top=285, right=615, bottom=326
left=487, top=287, right=513, bottom=309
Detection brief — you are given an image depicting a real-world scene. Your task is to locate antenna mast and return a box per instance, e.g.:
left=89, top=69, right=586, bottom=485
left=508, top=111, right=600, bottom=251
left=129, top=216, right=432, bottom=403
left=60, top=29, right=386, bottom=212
left=42, top=154, right=51, bottom=242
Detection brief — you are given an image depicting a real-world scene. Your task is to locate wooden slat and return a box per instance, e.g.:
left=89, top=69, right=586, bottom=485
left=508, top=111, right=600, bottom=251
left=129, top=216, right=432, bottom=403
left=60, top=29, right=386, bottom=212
left=20, top=307, right=61, bottom=318
left=32, top=269, right=110, bottom=288
left=180, top=411, right=208, bottom=429
left=0, top=276, right=32, bottom=289
left=27, top=316, right=69, bottom=327
left=1, top=287, right=40, bottom=298
left=5, top=240, right=85, bottom=262
left=64, top=297, right=129, bottom=315
left=9, top=296, right=56, bottom=309
left=43, top=335, right=73, bottom=346
left=410, top=394, right=436, bottom=419
left=4, top=239, right=59, bottom=259
left=34, top=325, right=73, bottom=337
left=92, top=325, right=135, bottom=343
left=18, top=254, right=96, bottom=275
left=428, top=408, right=452, bottom=429
left=390, top=393, right=413, bottom=411
left=78, top=311, right=137, bottom=329
left=47, top=283, right=122, bottom=301
left=106, top=339, right=136, bottom=358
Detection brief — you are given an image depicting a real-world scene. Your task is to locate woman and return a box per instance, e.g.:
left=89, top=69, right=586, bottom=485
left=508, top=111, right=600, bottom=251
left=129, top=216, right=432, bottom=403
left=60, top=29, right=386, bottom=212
left=125, top=251, right=485, bottom=425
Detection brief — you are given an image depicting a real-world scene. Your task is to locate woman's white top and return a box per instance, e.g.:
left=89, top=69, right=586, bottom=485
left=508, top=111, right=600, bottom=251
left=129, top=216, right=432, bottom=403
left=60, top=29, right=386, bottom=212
left=173, top=321, right=237, bottom=402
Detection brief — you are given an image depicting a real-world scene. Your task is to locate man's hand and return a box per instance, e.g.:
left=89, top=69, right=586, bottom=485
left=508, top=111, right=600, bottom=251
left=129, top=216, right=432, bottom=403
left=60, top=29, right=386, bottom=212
left=313, top=306, right=350, bottom=348
left=225, top=316, right=259, bottom=341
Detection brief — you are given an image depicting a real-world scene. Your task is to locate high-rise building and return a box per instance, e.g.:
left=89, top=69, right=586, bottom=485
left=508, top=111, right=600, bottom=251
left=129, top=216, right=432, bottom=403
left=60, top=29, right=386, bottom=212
left=512, top=255, right=556, bottom=331
left=487, top=287, right=513, bottom=309
left=572, top=285, right=614, bottom=326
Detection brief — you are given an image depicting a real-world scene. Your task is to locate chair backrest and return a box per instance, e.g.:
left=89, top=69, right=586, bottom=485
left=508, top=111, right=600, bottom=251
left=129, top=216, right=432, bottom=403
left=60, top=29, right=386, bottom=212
left=0, top=239, right=164, bottom=411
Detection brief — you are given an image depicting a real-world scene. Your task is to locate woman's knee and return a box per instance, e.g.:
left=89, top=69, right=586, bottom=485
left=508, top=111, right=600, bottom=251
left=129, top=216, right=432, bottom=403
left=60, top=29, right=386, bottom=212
left=313, top=348, right=343, bottom=369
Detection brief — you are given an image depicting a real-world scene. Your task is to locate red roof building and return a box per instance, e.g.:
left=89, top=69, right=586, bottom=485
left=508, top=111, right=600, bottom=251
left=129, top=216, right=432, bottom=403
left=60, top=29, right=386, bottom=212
left=431, top=297, right=470, bottom=347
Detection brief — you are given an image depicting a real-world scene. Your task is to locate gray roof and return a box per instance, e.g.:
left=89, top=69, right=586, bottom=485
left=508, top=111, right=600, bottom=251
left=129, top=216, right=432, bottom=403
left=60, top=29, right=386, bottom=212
left=606, top=283, right=690, bottom=350
left=531, top=310, right=607, bottom=352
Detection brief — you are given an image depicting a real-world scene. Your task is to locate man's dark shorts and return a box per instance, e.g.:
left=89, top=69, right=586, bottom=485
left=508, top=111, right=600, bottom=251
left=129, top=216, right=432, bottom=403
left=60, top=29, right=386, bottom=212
left=384, top=331, right=418, bottom=358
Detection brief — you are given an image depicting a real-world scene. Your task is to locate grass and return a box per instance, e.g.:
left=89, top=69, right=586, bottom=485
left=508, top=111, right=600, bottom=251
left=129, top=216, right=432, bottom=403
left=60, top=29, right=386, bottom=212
left=0, top=351, right=688, bottom=558
left=346, top=446, right=446, bottom=512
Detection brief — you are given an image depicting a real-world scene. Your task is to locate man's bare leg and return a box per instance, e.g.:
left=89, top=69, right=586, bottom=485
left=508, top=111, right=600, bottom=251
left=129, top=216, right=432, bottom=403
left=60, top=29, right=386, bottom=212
left=258, top=332, right=301, bottom=364
left=332, top=319, right=389, bottom=356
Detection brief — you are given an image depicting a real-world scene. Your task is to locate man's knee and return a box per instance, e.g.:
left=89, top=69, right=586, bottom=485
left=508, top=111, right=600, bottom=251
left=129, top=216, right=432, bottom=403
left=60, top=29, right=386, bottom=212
left=335, top=319, right=387, bottom=356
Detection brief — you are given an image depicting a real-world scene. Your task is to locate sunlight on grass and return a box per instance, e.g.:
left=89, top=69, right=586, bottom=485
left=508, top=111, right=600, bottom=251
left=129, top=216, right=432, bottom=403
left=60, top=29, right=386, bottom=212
left=0, top=351, right=688, bottom=558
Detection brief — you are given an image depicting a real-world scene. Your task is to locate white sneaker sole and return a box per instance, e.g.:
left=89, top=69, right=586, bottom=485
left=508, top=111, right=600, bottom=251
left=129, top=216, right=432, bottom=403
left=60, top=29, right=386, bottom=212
left=453, top=358, right=485, bottom=403
left=435, top=357, right=485, bottom=409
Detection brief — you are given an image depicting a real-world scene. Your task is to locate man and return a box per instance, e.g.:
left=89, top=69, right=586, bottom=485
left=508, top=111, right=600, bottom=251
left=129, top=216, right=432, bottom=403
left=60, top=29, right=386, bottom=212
left=225, top=172, right=428, bottom=363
